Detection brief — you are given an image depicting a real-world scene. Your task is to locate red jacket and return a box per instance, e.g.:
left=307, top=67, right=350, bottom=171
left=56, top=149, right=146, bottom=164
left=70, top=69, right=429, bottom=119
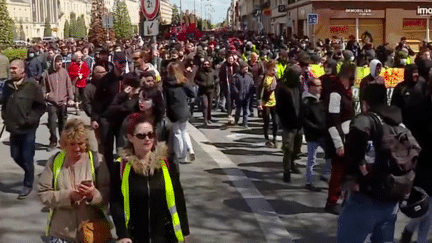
left=68, top=61, right=90, bottom=88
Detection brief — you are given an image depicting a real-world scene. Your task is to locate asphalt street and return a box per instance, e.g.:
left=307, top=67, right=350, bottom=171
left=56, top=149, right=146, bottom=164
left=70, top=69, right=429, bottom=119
left=0, top=108, right=431, bottom=242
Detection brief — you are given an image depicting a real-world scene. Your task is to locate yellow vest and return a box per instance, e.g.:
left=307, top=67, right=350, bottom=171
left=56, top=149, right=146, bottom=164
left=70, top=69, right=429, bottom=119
left=46, top=151, right=96, bottom=235
left=118, top=158, right=184, bottom=243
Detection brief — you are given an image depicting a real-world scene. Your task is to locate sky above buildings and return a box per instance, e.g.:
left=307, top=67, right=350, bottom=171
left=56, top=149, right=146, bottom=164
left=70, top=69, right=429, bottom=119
left=169, top=0, right=231, bottom=24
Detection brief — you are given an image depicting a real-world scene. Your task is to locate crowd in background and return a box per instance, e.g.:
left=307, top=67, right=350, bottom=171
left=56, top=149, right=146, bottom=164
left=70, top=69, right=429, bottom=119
left=1, top=30, right=432, bottom=242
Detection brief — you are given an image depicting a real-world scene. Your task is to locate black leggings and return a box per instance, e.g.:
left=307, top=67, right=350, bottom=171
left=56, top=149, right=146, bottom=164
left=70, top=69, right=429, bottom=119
left=263, top=106, right=278, bottom=141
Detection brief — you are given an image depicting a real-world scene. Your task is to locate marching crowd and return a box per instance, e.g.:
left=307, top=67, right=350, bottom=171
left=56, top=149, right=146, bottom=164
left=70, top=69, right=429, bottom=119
left=1, top=30, right=432, bottom=242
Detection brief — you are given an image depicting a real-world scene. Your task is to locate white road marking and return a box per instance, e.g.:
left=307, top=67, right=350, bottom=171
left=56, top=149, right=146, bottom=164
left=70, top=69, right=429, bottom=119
left=188, top=123, right=294, bottom=243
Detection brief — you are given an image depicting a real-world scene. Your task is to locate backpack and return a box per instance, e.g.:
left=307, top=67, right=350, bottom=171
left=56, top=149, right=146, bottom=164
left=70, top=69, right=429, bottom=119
left=367, top=113, right=421, bottom=202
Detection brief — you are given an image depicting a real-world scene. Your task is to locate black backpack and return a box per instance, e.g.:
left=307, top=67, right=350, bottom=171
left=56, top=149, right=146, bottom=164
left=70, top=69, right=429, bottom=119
left=367, top=113, right=421, bottom=202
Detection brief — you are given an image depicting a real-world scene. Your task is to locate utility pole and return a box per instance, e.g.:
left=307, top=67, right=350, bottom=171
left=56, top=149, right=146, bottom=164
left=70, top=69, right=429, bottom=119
left=194, top=0, right=196, bottom=23
left=180, top=0, right=182, bottom=25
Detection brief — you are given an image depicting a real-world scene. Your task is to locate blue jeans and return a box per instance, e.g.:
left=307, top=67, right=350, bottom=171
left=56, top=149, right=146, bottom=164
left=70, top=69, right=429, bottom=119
left=305, top=139, right=326, bottom=185
left=405, top=197, right=432, bottom=243
left=235, top=98, right=250, bottom=125
left=337, top=193, right=399, bottom=243
left=10, top=130, right=36, bottom=188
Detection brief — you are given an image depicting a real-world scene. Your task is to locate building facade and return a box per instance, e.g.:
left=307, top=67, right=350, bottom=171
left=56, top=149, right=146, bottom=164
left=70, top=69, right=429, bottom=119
left=160, top=0, right=173, bottom=25
left=284, top=0, right=432, bottom=49
left=6, top=0, right=33, bottom=41
left=6, top=0, right=144, bottom=40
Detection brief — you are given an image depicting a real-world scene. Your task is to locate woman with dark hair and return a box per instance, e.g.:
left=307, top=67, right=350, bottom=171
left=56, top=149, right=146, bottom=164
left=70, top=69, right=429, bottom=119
left=110, top=113, right=190, bottom=243
left=164, top=62, right=196, bottom=164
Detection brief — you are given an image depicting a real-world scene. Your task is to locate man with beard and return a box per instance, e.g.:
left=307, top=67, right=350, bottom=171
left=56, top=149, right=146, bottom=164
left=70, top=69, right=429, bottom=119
left=95, top=46, right=114, bottom=73
left=195, top=58, right=219, bottom=126
left=218, top=54, right=240, bottom=119
left=91, top=52, right=127, bottom=174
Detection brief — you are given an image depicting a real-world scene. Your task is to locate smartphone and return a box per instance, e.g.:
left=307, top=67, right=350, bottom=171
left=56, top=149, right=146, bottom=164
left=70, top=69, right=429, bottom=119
left=81, top=180, right=92, bottom=186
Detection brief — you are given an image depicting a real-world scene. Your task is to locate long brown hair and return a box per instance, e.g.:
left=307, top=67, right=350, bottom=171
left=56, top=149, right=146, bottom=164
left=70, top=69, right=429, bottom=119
left=167, top=62, right=188, bottom=84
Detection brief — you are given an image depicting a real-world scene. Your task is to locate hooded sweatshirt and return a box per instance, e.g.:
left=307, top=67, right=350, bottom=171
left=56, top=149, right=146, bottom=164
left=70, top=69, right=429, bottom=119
left=302, top=91, right=326, bottom=141
left=391, top=64, right=431, bottom=147
left=42, top=54, right=74, bottom=106
left=359, top=59, right=385, bottom=101
left=276, top=65, right=303, bottom=129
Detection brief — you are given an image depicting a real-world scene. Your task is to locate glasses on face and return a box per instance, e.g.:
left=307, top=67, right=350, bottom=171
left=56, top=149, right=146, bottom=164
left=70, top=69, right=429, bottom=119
left=134, top=132, right=155, bottom=140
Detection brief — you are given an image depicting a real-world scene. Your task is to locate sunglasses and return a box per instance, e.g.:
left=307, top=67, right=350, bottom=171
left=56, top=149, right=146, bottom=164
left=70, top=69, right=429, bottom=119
left=134, top=132, right=155, bottom=140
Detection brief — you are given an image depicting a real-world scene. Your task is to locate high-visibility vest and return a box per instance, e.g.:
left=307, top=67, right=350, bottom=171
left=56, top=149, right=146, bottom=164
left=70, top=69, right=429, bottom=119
left=45, top=151, right=96, bottom=235
left=118, top=158, right=184, bottom=243
left=277, top=62, right=287, bottom=80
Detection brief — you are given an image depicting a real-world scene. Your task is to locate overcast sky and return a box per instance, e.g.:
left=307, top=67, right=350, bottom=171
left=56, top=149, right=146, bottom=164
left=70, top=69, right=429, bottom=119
left=169, top=0, right=231, bottom=24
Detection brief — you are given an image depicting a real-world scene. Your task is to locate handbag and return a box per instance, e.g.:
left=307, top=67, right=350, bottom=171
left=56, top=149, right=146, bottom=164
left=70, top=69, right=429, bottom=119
left=80, top=215, right=112, bottom=243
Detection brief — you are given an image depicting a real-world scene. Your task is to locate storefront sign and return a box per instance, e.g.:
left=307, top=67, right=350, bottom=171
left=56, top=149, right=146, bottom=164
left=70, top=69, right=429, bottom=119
left=330, top=26, right=349, bottom=34
left=345, top=8, right=372, bottom=16
left=417, top=6, right=432, bottom=15
left=403, top=19, right=426, bottom=27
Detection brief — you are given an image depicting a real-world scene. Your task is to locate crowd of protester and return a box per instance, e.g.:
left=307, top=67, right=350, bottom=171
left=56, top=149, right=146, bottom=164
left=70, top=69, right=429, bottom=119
left=1, top=29, right=432, bottom=242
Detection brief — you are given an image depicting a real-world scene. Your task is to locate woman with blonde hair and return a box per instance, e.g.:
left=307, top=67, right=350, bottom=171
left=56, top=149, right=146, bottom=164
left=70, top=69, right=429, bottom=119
left=164, top=62, right=197, bottom=165
left=38, top=118, right=111, bottom=243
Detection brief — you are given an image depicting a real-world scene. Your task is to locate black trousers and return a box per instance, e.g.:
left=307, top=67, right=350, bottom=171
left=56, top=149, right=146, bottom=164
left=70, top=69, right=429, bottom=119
left=47, top=103, right=67, bottom=143
left=262, top=106, right=278, bottom=141
left=99, top=118, right=124, bottom=174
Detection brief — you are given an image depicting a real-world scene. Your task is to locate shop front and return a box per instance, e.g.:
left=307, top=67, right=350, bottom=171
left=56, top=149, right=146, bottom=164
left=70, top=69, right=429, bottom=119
left=285, top=1, right=432, bottom=49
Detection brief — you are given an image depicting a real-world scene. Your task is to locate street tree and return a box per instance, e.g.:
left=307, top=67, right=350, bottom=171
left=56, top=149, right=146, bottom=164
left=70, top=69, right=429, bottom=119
left=64, top=20, right=70, bottom=38
left=172, top=4, right=180, bottom=26
left=113, top=0, right=133, bottom=40
left=44, top=18, right=52, bottom=36
left=70, top=12, right=78, bottom=38
left=0, top=0, right=15, bottom=46
left=76, top=15, right=87, bottom=39
left=88, top=0, right=114, bottom=44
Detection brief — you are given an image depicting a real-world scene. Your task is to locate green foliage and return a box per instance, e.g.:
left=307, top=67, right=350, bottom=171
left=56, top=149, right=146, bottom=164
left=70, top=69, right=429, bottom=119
left=70, top=12, right=78, bottom=38
left=172, top=5, right=180, bottom=26
left=89, top=0, right=114, bottom=44
left=64, top=20, right=70, bottom=38
left=1, top=48, right=26, bottom=61
left=0, top=0, right=15, bottom=47
left=44, top=18, right=52, bottom=37
left=113, top=0, right=133, bottom=40
left=75, top=15, right=87, bottom=39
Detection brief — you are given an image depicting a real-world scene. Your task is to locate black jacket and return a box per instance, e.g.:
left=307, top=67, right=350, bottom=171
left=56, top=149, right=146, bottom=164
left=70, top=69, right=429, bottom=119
left=110, top=157, right=190, bottom=243
left=276, top=65, right=303, bottom=129
left=346, top=104, right=403, bottom=198
left=323, top=77, right=354, bottom=156
left=194, top=68, right=219, bottom=94
left=218, top=62, right=240, bottom=90
left=302, top=92, right=326, bottom=141
left=1, top=78, right=46, bottom=134
left=391, top=64, right=431, bottom=147
left=91, top=70, right=123, bottom=122
left=231, top=72, right=254, bottom=101
left=104, top=91, right=139, bottom=128
left=164, top=77, right=195, bottom=123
